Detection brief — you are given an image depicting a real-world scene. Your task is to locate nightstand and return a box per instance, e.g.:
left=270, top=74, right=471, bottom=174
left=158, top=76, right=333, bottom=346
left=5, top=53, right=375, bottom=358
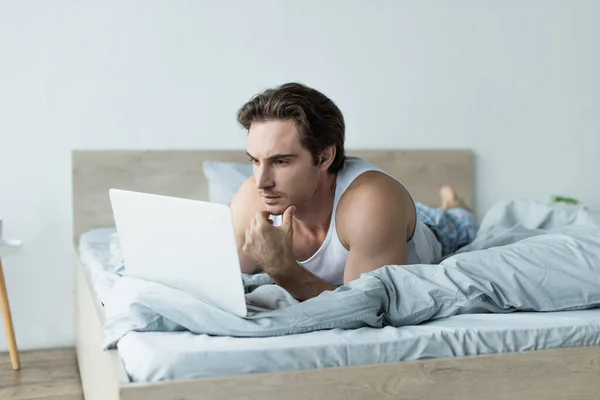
left=0, top=238, right=22, bottom=370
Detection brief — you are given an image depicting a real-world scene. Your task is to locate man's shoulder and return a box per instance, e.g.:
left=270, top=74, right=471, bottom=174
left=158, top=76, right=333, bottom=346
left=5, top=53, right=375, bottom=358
left=339, top=170, right=410, bottom=207
left=335, top=171, right=415, bottom=245
left=230, top=176, right=265, bottom=215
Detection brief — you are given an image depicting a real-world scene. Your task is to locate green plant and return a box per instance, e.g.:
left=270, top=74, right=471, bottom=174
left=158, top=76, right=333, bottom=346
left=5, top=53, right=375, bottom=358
left=551, top=195, right=580, bottom=205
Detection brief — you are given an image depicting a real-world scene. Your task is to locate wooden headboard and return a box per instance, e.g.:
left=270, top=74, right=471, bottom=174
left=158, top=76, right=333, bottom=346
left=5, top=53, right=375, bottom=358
left=72, top=149, right=474, bottom=242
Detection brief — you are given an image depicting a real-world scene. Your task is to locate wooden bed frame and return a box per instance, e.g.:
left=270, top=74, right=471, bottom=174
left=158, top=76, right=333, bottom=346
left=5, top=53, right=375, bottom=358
left=72, top=149, right=600, bottom=400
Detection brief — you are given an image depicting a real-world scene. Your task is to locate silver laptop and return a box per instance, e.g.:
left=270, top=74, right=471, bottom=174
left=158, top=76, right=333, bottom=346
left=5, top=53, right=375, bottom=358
left=109, top=188, right=267, bottom=317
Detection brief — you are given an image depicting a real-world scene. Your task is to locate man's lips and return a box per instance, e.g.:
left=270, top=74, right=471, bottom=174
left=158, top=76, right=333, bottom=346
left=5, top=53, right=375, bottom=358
left=262, top=195, right=281, bottom=203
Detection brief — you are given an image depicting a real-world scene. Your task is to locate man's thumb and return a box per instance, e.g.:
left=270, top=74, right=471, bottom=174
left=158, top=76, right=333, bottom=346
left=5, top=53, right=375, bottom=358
left=283, top=205, right=296, bottom=231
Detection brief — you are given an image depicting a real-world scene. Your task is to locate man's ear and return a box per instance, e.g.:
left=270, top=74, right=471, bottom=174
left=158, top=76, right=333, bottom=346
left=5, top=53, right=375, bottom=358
left=319, top=146, right=336, bottom=170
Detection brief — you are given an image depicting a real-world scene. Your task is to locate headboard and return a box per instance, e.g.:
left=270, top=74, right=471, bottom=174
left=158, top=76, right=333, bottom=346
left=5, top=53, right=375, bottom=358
left=72, top=149, right=474, bottom=243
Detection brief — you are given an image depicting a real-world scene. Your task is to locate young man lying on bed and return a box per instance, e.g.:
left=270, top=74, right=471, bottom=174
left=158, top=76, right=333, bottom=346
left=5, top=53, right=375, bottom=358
left=231, top=82, right=477, bottom=301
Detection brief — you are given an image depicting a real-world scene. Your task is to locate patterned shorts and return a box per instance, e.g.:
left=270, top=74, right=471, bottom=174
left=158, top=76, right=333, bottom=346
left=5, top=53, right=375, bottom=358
left=416, top=202, right=478, bottom=257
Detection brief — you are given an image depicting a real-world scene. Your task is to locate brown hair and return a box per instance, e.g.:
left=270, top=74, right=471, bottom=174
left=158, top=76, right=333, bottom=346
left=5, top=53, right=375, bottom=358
left=237, top=82, right=346, bottom=174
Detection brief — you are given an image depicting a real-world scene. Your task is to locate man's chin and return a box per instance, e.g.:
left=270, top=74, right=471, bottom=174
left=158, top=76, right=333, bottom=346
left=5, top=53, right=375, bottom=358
left=264, top=203, right=287, bottom=216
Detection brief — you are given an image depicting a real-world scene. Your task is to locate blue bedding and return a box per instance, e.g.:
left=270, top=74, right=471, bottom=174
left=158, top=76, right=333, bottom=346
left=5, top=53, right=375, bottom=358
left=79, top=199, right=600, bottom=382
left=101, top=199, right=600, bottom=341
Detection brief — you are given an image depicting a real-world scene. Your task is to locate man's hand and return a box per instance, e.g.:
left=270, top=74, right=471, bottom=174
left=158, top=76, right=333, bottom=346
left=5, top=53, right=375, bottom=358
left=243, top=206, right=296, bottom=276
left=242, top=204, right=338, bottom=301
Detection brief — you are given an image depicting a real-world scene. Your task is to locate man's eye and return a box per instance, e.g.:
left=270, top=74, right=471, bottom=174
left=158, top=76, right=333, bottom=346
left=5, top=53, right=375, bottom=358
left=274, top=159, right=289, bottom=165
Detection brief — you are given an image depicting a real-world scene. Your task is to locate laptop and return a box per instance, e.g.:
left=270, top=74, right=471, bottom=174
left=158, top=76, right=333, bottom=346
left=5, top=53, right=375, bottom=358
left=108, top=188, right=268, bottom=317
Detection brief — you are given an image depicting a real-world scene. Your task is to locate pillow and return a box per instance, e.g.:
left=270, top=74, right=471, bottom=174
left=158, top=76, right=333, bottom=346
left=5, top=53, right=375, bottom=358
left=202, top=161, right=253, bottom=205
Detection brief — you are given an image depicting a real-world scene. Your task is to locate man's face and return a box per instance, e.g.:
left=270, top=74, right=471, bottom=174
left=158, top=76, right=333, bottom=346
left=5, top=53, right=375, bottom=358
left=246, top=119, right=320, bottom=215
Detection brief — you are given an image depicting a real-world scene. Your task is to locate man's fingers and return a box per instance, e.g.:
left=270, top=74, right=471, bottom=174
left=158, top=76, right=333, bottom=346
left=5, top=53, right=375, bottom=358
left=255, top=211, right=274, bottom=227
left=255, top=211, right=271, bottom=221
left=282, top=205, right=296, bottom=232
left=243, top=228, right=249, bottom=254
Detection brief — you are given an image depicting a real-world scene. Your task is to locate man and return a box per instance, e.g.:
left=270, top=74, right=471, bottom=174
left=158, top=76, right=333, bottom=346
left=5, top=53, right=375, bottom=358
left=230, top=83, right=476, bottom=301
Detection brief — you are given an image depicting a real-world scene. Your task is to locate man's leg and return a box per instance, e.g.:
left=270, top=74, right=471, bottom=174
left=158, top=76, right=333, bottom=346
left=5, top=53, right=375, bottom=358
left=416, top=186, right=477, bottom=257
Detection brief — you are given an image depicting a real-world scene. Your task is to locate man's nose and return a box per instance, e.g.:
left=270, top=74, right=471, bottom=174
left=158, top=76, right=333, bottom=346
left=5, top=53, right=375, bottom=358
left=255, top=165, right=273, bottom=189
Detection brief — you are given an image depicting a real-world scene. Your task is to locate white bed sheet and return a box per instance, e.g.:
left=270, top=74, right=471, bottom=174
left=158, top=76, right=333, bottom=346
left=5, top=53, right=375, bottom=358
left=78, top=228, right=600, bottom=382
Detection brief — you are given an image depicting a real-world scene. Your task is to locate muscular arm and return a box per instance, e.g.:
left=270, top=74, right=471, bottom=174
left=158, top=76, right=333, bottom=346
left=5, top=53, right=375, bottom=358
left=266, top=260, right=338, bottom=301
left=337, top=172, right=412, bottom=284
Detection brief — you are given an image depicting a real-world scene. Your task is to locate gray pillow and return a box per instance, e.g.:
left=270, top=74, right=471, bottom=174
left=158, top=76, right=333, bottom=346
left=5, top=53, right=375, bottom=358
left=202, top=161, right=253, bottom=205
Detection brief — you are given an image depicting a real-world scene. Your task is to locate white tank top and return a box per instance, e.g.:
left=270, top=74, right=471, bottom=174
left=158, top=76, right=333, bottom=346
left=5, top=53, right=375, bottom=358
left=270, top=157, right=441, bottom=285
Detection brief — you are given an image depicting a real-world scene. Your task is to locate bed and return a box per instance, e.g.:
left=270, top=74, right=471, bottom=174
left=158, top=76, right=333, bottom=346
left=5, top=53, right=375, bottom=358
left=72, top=149, right=600, bottom=400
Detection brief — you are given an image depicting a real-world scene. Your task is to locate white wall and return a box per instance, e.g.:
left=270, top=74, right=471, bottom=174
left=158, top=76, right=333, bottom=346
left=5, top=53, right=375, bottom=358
left=0, top=0, right=598, bottom=350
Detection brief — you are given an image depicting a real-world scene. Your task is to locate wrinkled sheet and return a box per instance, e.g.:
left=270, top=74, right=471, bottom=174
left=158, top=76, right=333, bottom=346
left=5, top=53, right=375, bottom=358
left=102, top=200, right=600, bottom=350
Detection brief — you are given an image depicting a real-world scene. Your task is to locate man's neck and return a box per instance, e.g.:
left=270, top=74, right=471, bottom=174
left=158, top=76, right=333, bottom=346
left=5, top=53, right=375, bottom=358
left=294, top=173, right=337, bottom=234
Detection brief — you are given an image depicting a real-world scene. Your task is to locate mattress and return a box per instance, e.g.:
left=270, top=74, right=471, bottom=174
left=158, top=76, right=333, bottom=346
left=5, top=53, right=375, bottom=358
left=78, top=228, right=600, bottom=382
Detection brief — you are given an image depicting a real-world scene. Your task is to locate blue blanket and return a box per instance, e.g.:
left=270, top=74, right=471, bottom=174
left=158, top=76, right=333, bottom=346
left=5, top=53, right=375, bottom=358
left=102, top=200, right=600, bottom=349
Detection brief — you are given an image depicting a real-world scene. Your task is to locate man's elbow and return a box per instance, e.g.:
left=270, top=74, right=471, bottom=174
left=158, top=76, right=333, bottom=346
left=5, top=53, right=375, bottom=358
left=343, top=260, right=401, bottom=285
left=240, top=266, right=256, bottom=275
left=342, top=267, right=371, bottom=285
left=239, top=257, right=259, bottom=274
